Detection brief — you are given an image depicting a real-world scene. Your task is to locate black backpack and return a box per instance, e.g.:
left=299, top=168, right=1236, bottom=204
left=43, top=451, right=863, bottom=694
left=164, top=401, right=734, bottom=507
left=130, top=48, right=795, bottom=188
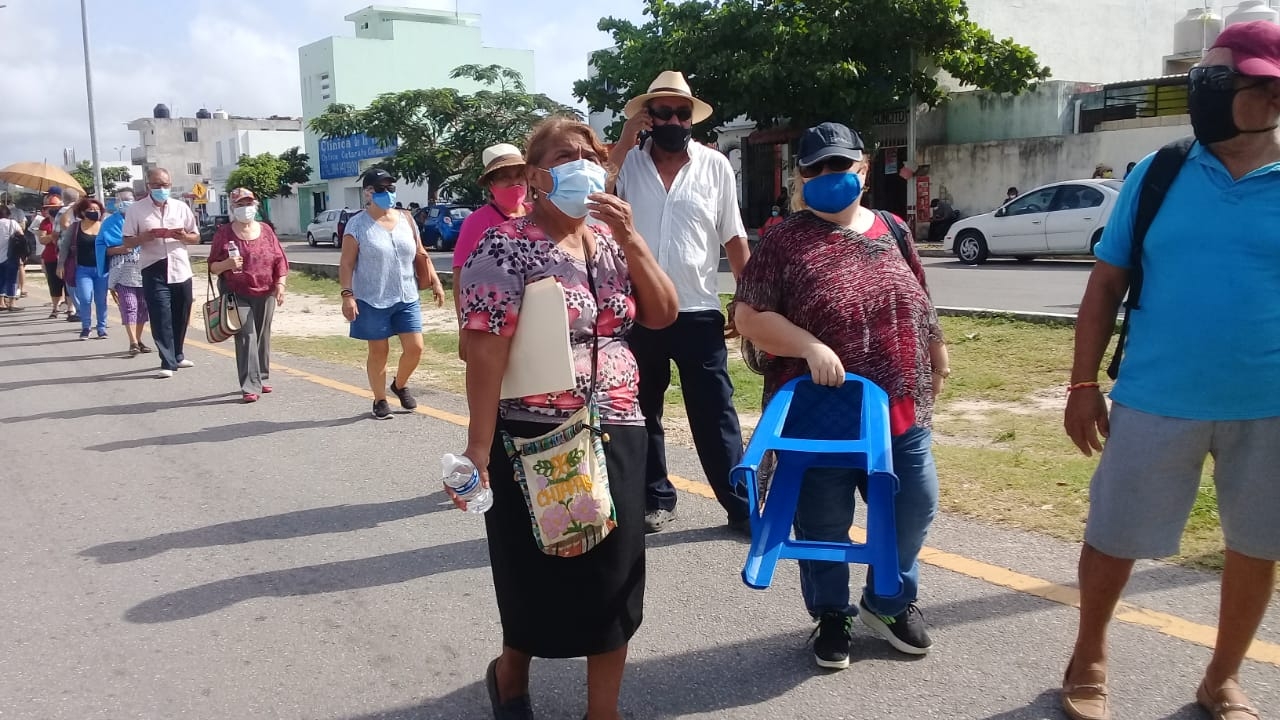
left=8, top=222, right=35, bottom=260
left=1106, top=136, right=1195, bottom=380
left=874, top=209, right=912, bottom=260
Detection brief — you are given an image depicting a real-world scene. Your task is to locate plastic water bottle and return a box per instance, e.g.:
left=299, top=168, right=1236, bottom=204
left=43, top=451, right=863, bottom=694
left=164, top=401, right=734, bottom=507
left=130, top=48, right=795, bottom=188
left=227, top=242, right=241, bottom=272
left=442, top=453, right=492, bottom=514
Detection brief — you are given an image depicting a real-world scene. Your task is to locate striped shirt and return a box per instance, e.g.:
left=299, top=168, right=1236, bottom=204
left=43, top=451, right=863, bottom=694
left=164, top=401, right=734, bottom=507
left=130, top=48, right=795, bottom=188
left=344, top=209, right=419, bottom=309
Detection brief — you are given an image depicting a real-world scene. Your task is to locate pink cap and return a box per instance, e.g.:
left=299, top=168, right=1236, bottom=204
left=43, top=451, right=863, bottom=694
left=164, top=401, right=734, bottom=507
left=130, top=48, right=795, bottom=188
left=1212, top=21, right=1280, bottom=79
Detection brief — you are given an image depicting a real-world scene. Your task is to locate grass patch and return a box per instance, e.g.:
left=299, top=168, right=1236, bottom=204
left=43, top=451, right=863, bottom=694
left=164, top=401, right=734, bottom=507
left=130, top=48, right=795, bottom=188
left=272, top=332, right=466, bottom=395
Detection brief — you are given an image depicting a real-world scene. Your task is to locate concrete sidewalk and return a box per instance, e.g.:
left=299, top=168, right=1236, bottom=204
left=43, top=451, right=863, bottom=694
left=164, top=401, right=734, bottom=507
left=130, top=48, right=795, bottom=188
left=1, top=292, right=1276, bottom=720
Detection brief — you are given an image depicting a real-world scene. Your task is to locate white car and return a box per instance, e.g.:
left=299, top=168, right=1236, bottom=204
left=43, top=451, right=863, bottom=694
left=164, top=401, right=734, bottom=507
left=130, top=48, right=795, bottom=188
left=943, top=179, right=1124, bottom=264
left=306, top=208, right=346, bottom=248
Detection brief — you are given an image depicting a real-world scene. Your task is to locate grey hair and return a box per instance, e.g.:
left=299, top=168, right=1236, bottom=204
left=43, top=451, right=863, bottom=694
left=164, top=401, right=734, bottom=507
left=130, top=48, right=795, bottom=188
left=116, top=187, right=135, bottom=199
left=147, top=167, right=171, bottom=182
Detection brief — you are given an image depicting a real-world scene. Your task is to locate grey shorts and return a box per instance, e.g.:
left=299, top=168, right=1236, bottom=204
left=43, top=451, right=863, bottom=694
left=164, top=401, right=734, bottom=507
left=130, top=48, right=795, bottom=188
left=1085, top=402, right=1280, bottom=561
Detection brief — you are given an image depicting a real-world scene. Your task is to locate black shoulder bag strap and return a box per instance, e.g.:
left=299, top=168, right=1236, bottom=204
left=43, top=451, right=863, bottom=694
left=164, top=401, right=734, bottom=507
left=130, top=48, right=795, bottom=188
left=583, top=238, right=609, bottom=442
left=1106, top=136, right=1195, bottom=380
left=875, top=209, right=911, bottom=259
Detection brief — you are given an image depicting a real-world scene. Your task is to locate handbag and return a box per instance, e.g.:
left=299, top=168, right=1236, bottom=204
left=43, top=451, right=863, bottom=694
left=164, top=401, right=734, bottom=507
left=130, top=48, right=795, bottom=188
left=203, top=267, right=243, bottom=344
left=502, top=244, right=616, bottom=558
left=402, top=210, right=435, bottom=291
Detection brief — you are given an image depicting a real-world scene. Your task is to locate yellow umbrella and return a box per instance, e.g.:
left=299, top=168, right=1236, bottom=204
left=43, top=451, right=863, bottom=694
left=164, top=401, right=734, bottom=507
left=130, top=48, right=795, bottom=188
left=0, top=161, right=86, bottom=194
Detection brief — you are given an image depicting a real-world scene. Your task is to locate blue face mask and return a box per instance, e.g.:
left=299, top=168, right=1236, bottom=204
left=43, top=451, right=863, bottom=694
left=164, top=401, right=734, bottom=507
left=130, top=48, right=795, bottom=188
left=371, top=190, right=396, bottom=210
left=117, top=200, right=133, bottom=213
left=802, top=171, right=863, bottom=214
left=545, top=159, right=607, bottom=219
left=150, top=188, right=170, bottom=203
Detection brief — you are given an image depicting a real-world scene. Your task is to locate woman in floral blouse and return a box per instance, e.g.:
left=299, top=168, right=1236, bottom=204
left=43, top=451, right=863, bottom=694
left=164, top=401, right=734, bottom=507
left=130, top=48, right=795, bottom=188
left=454, top=116, right=677, bottom=720
left=735, top=122, right=950, bottom=670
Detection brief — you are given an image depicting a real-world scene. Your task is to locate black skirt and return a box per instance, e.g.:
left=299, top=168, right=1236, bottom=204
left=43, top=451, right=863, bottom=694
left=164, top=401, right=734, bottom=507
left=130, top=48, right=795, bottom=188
left=485, top=419, right=646, bottom=658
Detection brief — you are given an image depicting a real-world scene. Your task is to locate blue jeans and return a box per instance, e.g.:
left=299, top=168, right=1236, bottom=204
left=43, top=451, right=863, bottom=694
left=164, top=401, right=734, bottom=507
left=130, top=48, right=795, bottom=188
left=794, top=425, right=939, bottom=618
left=73, top=267, right=109, bottom=333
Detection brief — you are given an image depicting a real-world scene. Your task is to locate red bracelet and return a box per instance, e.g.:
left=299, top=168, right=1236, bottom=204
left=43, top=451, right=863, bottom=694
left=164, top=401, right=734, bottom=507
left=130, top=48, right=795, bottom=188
left=1067, top=381, right=1101, bottom=393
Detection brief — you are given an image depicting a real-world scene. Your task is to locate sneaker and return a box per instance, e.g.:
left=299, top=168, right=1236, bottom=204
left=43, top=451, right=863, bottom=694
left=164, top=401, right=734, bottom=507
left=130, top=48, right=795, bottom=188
left=390, top=380, right=417, bottom=409
left=242, top=393, right=259, bottom=403
left=644, top=508, right=677, bottom=534
left=372, top=399, right=393, bottom=419
left=176, top=359, right=195, bottom=369
left=261, top=385, right=273, bottom=394
left=858, top=598, right=933, bottom=655
left=95, top=330, right=108, bottom=339
left=810, top=612, right=855, bottom=670
left=156, top=369, right=174, bottom=379
left=66, top=313, right=79, bottom=322
left=78, top=328, right=90, bottom=340
left=138, top=343, right=153, bottom=353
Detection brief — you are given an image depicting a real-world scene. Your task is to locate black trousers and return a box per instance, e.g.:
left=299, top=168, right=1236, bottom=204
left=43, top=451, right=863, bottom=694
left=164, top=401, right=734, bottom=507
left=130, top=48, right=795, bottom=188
left=630, top=310, right=750, bottom=522
left=141, top=260, right=193, bottom=372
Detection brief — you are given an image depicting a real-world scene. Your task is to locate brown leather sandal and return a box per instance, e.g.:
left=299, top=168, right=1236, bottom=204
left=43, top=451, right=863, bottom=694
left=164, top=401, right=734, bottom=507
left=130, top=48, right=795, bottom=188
left=1197, top=678, right=1261, bottom=720
left=1061, top=657, right=1110, bottom=720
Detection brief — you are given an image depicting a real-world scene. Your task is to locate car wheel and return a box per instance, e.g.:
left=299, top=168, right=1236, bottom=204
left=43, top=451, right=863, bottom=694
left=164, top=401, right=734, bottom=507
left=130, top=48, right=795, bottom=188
left=332, top=233, right=340, bottom=248
left=955, top=231, right=989, bottom=265
left=307, top=232, right=316, bottom=247
left=1090, top=229, right=1104, bottom=255
left=1015, top=256, right=1035, bottom=263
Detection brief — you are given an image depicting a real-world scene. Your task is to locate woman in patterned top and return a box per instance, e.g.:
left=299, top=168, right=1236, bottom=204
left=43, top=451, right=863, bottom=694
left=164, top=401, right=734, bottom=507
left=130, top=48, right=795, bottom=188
left=453, top=116, right=677, bottom=720
left=734, top=122, right=951, bottom=670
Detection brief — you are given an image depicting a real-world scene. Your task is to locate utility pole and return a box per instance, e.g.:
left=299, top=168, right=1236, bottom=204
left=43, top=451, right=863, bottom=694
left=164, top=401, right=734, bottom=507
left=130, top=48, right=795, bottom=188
left=79, top=0, right=104, bottom=202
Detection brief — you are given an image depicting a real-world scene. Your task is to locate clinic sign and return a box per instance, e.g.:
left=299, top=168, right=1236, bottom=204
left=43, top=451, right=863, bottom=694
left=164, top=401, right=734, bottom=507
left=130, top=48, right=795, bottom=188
left=318, top=133, right=398, bottom=180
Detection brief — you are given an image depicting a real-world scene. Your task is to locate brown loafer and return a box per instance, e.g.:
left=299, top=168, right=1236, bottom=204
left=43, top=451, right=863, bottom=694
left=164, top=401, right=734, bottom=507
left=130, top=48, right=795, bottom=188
left=1197, top=678, right=1261, bottom=720
left=1061, top=658, right=1110, bottom=720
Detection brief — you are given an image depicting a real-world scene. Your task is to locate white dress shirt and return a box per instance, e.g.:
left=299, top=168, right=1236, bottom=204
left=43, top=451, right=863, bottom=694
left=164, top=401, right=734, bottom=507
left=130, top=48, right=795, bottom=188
left=616, top=141, right=746, bottom=312
left=122, top=198, right=198, bottom=284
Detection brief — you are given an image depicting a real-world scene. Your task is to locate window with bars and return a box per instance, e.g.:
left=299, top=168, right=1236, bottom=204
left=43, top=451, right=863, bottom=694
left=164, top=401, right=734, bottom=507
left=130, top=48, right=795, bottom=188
left=183, top=128, right=198, bottom=142
left=187, top=162, right=202, bottom=175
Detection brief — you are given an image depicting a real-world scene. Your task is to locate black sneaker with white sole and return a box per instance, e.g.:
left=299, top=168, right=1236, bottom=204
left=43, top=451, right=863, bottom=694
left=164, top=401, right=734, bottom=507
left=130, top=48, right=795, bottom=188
left=810, top=611, right=854, bottom=669
left=858, top=598, right=932, bottom=655
left=372, top=399, right=393, bottom=419
left=390, top=380, right=417, bottom=410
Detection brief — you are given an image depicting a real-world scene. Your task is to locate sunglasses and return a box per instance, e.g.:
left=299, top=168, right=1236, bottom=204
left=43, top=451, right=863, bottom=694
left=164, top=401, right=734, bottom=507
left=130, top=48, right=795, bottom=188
left=369, top=184, right=396, bottom=193
left=1189, top=65, right=1270, bottom=93
left=648, top=106, right=693, bottom=122
left=798, top=156, right=856, bottom=179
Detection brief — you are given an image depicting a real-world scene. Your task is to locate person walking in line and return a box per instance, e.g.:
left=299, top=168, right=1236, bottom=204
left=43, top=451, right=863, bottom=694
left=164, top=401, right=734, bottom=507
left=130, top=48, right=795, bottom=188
left=1060, top=22, right=1280, bottom=720
left=339, top=168, right=445, bottom=419
left=454, top=116, right=678, bottom=720
left=58, top=197, right=111, bottom=339
left=0, top=206, right=22, bottom=311
left=452, top=142, right=528, bottom=359
left=123, top=167, right=200, bottom=379
left=610, top=70, right=753, bottom=535
left=734, top=122, right=948, bottom=668
left=37, top=196, right=73, bottom=320
left=102, top=189, right=150, bottom=357
left=208, top=188, right=288, bottom=403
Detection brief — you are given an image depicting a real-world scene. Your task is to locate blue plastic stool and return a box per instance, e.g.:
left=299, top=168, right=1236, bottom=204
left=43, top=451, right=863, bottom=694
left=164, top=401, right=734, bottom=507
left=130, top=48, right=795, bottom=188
left=731, top=373, right=901, bottom=597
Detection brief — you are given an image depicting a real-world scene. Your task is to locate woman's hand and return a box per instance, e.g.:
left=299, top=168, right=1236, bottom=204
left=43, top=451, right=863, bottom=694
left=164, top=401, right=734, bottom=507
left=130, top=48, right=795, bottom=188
left=804, top=343, right=845, bottom=387
left=341, top=296, right=358, bottom=322
left=444, top=447, right=491, bottom=512
left=56, top=266, right=64, bottom=279
left=586, top=193, right=640, bottom=247
left=274, top=284, right=286, bottom=307
left=429, top=274, right=445, bottom=308
left=931, top=372, right=945, bottom=400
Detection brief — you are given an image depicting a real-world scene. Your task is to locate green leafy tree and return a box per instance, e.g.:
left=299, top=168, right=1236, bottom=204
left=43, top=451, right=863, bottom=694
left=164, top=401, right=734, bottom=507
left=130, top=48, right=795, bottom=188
left=308, top=64, right=579, bottom=205
left=224, top=149, right=313, bottom=219
left=574, top=0, right=1050, bottom=140
left=277, top=147, right=313, bottom=195
left=70, top=161, right=131, bottom=197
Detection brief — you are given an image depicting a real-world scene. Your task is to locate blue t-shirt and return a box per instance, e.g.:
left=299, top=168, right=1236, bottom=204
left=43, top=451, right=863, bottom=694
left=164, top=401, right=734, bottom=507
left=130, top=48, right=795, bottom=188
left=1095, top=142, right=1280, bottom=420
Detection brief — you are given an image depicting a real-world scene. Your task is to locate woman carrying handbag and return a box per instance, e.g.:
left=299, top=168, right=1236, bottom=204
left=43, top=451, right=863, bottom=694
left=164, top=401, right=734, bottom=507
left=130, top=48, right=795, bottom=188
left=207, top=188, right=288, bottom=403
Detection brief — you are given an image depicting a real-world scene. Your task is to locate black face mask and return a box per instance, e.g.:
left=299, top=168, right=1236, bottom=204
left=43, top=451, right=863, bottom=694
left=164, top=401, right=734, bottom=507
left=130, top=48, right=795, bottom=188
left=83, top=211, right=100, bottom=221
left=650, top=124, right=692, bottom=153
left=1189, top=67, right=1278, bottom=145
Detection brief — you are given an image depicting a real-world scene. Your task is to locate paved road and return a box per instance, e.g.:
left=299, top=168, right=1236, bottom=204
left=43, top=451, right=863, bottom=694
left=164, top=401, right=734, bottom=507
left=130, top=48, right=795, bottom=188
left=3, top=288, right=1277, bottom=719
left=190, top=243, right=1093, bottom=316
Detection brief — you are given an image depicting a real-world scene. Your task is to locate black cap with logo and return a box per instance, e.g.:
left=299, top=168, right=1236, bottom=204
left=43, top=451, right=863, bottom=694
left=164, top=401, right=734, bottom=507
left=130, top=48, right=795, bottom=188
left=797, top=122, right=866, bottom=167
left=360, top=168, right=397, bottom=189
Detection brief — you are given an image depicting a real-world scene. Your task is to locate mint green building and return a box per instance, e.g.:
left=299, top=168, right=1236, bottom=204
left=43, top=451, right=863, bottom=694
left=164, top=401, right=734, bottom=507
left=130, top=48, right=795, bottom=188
left=297, top=5, right=535, bottom=228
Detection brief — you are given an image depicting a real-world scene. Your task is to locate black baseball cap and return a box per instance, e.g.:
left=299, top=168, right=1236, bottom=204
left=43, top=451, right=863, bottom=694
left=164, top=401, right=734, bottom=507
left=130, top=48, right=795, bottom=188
left=360, top=168, right=396, bottom=188
left=797, top=122, right=865, bottom=167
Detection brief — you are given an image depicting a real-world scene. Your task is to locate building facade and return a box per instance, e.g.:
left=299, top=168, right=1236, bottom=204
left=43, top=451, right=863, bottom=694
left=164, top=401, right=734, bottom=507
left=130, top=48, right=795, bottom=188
left=209, top=128, right=308, bottom=233
left=297, top=5, right=536, bottom=222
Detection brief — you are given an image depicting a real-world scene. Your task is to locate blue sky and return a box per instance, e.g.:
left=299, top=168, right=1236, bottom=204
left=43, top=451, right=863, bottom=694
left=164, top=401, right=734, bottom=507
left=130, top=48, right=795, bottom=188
left=0, top=0, right=648, bottom=168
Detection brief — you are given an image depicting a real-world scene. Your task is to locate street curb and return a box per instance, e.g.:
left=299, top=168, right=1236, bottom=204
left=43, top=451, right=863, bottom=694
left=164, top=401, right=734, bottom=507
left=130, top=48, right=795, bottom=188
left=935, top=306, right=1081, bottom=326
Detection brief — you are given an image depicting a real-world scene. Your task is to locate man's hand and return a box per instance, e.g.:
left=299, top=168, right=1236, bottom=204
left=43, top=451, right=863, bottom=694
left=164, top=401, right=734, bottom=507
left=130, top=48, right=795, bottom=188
left=724, top=301, right=740, bottom=340
left=620, top=112, right=652, bottom=147
left=1064, top=387, right=1109, bottom=456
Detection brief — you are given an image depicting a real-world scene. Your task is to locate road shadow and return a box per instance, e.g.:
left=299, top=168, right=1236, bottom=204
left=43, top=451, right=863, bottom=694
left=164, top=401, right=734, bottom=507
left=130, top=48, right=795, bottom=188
left=645, top=524, right=751, bottom=549
left=0, top=352, right=123, bottom=368
left=0, top=328, right=80, bottom=338
left=86, top=415, right=367, bottom=451
left=335, top=630, right=831, bottom=720
left=81, top=493, right=455, bottom=564
left=124, top=536, right=491, bottom=623
left=0, top=393, right=239, bottom=424
left=974, top=689, right=1063, bottom=719
left=0, top=338, right=83, bottom=350
left=0, top=368, right=156, bottom=393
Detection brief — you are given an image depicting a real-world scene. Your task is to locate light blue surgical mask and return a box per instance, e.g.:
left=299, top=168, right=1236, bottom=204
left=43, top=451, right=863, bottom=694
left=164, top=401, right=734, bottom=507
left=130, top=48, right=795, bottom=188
left=116, top=200, right=133, bottom=213
left=802, top=172, right=863, bottom=214
left=371, top=190, right=396, bottom=210
left=544, top=159, right=607, bottom=219
left=150, top=188, right=170, bottom=203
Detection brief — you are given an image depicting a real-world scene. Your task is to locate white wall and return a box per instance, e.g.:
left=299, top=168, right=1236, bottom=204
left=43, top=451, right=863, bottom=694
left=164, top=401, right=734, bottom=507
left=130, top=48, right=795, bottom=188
left=921, top=121, right=1192, bottom=217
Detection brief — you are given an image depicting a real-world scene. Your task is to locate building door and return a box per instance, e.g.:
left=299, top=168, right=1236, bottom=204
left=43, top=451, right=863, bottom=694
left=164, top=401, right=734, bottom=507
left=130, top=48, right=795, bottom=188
left=871, top=147, right=908, bottom=218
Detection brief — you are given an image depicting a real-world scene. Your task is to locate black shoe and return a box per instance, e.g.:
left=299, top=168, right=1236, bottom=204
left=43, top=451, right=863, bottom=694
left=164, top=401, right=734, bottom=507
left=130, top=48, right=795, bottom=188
left=372, top=399, right=393, bottom=420
left=810, top=611, right=854, bottom=670
left=643, top=508, right=677, bottom=534
left=858, top=598, right=933, bottom=655
left=485, top=658, right=535, bottom=720
left=138, top=342, right=152, bottom=353
left=726, top=517, right=752, bottom=537
left=389, top=380, right=417, bottom=409
left=66, top=313, right=79, bottom=322
left=128, top=344, right=140, bottom=357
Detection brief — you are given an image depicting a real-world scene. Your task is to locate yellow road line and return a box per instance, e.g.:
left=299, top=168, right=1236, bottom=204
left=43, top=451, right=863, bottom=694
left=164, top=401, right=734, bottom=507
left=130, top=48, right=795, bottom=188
left=186, top=338, right=1279, bottom=667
